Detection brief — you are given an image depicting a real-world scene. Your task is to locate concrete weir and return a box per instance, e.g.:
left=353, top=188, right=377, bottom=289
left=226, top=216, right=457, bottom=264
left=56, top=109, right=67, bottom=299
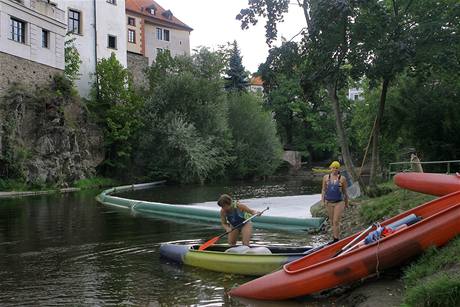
left=96, top=182, right=325, bottom=231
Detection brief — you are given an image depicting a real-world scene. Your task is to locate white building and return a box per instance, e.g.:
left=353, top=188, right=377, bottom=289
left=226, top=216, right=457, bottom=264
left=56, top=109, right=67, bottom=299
left=0, top=0, right=66, bottom=70
left=55, top=0, right=128, bottom=98
left=348, top=87, right=364, bottom=101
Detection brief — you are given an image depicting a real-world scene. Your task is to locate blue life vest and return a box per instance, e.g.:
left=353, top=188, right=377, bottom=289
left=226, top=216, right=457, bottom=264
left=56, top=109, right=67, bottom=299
left=226, top=201, right=251, bottom=228
left=325, top=174, right=343, bottom=202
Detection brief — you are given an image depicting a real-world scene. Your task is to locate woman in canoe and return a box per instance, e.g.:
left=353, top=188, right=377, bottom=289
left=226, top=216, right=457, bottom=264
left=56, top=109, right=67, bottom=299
left=217, top=194, right=260, bottom=246
left=322, top=161, right=349, bottom=243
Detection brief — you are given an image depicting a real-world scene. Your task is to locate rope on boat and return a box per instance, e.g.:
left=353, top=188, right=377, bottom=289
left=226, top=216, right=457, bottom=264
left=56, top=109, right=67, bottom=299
left=375, top=222, right=381, bottom=277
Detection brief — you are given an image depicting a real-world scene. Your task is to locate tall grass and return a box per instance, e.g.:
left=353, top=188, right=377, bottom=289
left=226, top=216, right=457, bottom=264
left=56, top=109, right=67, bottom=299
left=359, top=188, right=434, bottom=224
left=402, top=237, right=460, bottom=306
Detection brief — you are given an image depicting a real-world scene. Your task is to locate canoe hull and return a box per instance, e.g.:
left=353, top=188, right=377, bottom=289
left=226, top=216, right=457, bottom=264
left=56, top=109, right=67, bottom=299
left=394, top=172, right=460, bottom=196
left=230, top=190, right=460, bottom=300
left=160, top=243, right=312, bottom=276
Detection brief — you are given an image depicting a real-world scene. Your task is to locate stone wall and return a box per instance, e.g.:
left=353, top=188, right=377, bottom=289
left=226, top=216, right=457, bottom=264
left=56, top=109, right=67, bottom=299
left=0, top=52, right=62, bottom=98
left=127, top=52, right=149, bottom=89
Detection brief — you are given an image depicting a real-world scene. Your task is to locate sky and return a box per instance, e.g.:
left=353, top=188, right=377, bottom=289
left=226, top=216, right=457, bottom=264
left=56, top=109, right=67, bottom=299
left=164, top=0, right=306, bottom=73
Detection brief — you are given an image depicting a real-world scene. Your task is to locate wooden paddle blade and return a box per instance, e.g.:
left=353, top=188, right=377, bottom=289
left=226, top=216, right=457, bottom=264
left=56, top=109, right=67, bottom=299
left=198, top=236, right=220, bottom=251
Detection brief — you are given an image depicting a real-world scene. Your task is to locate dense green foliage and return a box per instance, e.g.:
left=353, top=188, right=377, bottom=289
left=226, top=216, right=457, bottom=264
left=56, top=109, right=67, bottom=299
left=258, top=42, right=337, bottom=161
left=136, top=48, right=282, bottom=183
left=227, top=92, right=282, bottom=178
left=403, top=237, right=460, bottom=307
left=139, top=49, right=231, bottom=183
left=88, top=53, right=143, bottom=177
left=238, top=0, right=459, bottom=182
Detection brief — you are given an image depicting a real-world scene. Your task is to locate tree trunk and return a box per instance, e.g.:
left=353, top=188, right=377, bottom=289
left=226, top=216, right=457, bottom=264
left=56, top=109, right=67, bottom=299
left=369, top=78, right=390, bottom=186
left=326, top=83, right=357, bottom=182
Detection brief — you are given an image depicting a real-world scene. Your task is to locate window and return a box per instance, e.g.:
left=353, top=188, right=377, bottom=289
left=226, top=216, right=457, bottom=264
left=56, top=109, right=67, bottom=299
left=127, top=17, right=135, bottom=26
left=10, top=18, right=26, bottom=43
left=42, top=29, right=49, bottom=48
left=128, top=29, right=135, bottom=43
left=68, top=9, right=81, bottom=34
left=156, top=27, right=162, bottom=40
left=147, top=7, right=155, bottom=15
left=156, top=28, right=170, bottom=41
left=108, top=35, right=117, bottom=49
left=106, top=0, right=116, bottom=4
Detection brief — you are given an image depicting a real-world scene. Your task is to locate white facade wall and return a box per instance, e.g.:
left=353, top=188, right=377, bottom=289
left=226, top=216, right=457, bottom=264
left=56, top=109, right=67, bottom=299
left=348, top=87, right=364, bottom=101
left=144, top=23, right=190, bottom=65
left=55, top=0, right=127, bottom=98
left=0, top=0, right=66, bottom=69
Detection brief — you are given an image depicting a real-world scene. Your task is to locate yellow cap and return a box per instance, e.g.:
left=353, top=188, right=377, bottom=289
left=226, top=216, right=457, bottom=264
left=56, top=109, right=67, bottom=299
left=329, top=161, right=341, bottom=169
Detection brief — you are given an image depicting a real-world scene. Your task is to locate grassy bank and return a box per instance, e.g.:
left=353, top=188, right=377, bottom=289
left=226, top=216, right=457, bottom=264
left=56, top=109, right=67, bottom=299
left=355, top=184, right=460, bottom=306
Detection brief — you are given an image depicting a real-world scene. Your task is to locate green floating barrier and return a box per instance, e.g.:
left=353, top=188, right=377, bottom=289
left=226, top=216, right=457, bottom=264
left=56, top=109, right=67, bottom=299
left=96, top=182, right=325, bottom=231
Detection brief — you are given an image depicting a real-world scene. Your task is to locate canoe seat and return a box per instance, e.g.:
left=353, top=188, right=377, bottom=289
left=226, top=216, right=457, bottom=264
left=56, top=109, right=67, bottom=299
left=245, top=247, right=272, bottom=254
left=225, top=246, right=251, bottom=253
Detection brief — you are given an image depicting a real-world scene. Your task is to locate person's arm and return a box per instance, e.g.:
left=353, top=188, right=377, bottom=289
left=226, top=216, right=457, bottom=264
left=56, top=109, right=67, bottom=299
left=220, top=210, right=232, bottom=232
left=321, top=175, right=327, bottom=205
left=341, top=177, right=349, bottom=207
left=237, top=202, right=259, bottom=216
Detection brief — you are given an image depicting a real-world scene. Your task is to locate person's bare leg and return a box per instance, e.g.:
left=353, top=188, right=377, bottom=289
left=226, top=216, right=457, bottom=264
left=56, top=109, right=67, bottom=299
left=332, top=202, right=345, bottom=239
left=228, top=229, right=239, bottom=246
left=240, top=223, right=253, bottom=246
left=326, top=202, right=334, bottom=238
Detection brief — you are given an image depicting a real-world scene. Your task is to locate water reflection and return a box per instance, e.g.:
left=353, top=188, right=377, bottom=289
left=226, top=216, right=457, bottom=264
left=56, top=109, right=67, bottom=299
left=0, top=179, right=323, bottom=306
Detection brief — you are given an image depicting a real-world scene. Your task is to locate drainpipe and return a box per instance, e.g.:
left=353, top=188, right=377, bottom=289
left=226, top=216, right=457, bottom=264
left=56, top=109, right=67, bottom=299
left=93, top=0, right=99, bottom=99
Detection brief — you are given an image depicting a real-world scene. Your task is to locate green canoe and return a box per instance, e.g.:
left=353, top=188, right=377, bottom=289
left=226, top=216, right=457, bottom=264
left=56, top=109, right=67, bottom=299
left=160, top=241, right=318, bottom=276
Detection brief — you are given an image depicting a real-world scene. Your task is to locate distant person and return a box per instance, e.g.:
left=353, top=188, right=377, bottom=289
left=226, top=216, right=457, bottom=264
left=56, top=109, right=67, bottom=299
left=321, top=161, right=349, bottom=242
left=410, top=153, right=424, bottom=172
left=217, top=194, right=260, bottom=246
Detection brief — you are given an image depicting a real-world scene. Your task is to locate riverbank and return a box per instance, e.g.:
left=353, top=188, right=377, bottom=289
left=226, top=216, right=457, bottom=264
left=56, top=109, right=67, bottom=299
left=309, top=184, right=460, bottom=306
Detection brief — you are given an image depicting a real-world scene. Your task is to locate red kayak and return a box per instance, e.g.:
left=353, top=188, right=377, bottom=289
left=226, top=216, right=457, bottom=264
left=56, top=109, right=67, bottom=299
left=394, top=172, right=460, bottom=196
left=229, top=190, right=460, bottom=300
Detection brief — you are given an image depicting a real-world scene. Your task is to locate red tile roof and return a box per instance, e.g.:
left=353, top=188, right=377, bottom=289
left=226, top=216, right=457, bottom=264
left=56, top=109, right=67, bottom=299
left=250, top=76, right=264, bottom=86
left=126, top=0, right=193, bottom=31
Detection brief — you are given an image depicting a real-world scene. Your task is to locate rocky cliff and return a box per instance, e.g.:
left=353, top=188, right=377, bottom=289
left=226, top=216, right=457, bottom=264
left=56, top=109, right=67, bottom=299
left=0, top=77, right=104, bottom=186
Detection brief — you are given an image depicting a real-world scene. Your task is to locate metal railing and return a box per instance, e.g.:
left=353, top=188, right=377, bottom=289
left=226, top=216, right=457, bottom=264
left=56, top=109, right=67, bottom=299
left=388, top=160, right=460, bottom=178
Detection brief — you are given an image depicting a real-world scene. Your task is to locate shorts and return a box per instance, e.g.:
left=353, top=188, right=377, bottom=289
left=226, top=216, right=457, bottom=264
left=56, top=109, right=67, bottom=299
left=325, top=200, right=345, bottom=207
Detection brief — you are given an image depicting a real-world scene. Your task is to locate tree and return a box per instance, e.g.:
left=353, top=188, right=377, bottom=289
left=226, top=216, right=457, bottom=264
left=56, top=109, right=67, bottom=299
left=238, top=0, right=361, bottom=185
left=224, top=41, right=249, bottom=92
left=140, top=48, right=232, bottom=183
left=348, top=0, right=460, bottom=184
left=258, top=42, right=336, bottom=159
left=88, top=53, right=143, bottom=177
left=227, top=92, right=283, bottom=178
left=64, top=35, right=82, bottom=83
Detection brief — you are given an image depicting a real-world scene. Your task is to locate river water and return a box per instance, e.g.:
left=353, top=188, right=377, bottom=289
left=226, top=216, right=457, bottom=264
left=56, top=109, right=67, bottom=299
left=0, top=178, right=324, bottom=306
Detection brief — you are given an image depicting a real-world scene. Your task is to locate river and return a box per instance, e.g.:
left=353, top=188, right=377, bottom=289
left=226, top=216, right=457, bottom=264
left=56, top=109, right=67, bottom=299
left=0, top=178, right=324, bottom=306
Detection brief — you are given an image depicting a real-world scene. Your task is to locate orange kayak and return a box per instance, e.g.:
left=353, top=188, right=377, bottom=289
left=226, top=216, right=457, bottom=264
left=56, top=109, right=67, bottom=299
left=394, top=172, right=460, bottom=196
left=230, top=190, right=460, bottom=300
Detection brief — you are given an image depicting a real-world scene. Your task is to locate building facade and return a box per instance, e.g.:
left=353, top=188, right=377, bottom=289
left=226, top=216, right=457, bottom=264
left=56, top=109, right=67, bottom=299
left=1, top=0, right=192, bottom=98
left=0, top=0, right=66, bottom=95
left=54, top=0, right=128, bottom=98
left=125, top=0, right=192, bottom=65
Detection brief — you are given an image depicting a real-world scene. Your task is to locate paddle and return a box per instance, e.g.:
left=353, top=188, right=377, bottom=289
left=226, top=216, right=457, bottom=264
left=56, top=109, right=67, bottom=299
left=198, top=207, right=269, bottom=251
left=333, top=223, right=375, bottom=257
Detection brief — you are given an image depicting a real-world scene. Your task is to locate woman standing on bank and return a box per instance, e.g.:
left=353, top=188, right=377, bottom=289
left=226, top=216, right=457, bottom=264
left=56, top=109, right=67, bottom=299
left=321, top=161, right=349, bottom=242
